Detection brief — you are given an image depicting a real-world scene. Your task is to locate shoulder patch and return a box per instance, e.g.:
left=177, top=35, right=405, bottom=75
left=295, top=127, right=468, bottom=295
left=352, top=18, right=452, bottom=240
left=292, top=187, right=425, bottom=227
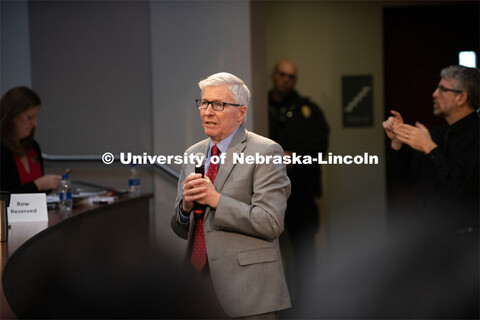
left=301, top=105, right=311, bottom=118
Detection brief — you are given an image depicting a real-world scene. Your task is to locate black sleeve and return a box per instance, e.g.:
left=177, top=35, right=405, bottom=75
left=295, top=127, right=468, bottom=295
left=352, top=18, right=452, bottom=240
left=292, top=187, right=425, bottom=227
left=386, top=145, right=423, bottom=185
left=1, top=142, right=40, bottom=193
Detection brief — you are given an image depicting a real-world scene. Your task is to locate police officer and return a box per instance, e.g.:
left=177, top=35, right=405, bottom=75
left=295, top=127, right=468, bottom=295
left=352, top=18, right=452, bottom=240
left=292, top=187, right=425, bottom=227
left=268, top=60, right=329, bottom=306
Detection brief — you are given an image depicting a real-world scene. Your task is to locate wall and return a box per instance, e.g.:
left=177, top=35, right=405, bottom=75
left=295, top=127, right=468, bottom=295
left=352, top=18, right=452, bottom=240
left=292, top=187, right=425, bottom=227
left=0, top=0, right=32, bottom=94
left=149, top=0, right=253, bottom=254
left=26, top=1, right=154, bottom=192
left=265, top=1, right=387, bottom=264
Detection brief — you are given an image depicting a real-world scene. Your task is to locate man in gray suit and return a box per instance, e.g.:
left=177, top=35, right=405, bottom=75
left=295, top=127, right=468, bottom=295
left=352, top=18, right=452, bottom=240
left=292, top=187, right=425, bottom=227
left=171, top=72, right=291, bottom=318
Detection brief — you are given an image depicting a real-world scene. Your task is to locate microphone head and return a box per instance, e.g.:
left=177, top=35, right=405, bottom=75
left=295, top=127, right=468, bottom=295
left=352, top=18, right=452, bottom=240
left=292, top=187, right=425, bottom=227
left=196, top=152, right=206, bottom=166
left=195, top=152, right=206, bottom=176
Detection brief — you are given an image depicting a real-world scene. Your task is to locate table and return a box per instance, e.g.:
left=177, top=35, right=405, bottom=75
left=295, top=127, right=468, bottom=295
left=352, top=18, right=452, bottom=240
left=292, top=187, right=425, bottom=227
left=1, top=194, right=152, bottom=319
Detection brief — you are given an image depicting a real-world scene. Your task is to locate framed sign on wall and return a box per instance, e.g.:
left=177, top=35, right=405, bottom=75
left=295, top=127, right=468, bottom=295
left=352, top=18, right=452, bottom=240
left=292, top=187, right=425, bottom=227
left=342, top=75, right=373, bottom=127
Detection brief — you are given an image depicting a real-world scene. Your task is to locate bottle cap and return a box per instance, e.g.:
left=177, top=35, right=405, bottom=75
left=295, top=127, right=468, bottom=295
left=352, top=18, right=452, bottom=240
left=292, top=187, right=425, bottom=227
left=62, top=173, right=69, bottom=180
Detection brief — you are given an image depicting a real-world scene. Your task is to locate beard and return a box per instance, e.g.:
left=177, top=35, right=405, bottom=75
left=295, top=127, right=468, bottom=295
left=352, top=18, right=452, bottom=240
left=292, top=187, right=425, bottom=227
left=433, top=108, right=445, bottom=118
left=433, top=101, right=447, bottom=118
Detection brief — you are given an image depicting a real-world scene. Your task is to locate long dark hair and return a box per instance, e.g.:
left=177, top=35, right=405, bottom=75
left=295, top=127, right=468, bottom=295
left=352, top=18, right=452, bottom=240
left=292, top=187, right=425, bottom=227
left=1, top=86, right=41, bottom=156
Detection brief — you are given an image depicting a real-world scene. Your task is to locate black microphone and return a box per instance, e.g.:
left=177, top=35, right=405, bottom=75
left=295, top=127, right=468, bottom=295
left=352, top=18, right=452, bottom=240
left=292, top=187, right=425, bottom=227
left=193, top=153, right=206, bottom=217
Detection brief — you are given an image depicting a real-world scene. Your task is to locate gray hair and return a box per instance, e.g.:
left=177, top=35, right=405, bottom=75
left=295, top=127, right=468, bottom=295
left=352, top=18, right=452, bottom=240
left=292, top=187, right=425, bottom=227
left=198, top=72, right=251, bottom=107
left=441, top=65, right=479, bottom=110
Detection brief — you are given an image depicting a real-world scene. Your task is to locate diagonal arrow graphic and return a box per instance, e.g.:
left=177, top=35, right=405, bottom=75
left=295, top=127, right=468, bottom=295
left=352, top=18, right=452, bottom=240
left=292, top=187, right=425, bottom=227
left=344, top=86, right=372, bottom=113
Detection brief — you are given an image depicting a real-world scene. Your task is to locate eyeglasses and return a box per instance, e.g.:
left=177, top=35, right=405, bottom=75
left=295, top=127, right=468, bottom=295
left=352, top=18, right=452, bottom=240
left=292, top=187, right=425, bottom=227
left=275, top=71, right=296, bottom=80
left=437, top=85, right=464, bottom=94
left=196, top=99, right=241, bottom=111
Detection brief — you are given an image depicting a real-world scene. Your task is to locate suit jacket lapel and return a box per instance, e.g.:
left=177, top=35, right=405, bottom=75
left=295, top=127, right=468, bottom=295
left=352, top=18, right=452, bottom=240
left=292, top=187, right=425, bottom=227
left=214, top=125, right=247, bottom=192
left=204, top=126, right=247, bottom=220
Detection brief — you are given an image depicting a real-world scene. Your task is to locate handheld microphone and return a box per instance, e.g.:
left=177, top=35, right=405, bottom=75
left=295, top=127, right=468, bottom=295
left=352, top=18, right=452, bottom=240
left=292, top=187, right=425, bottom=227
left=193, top=153, right=206, bottom=217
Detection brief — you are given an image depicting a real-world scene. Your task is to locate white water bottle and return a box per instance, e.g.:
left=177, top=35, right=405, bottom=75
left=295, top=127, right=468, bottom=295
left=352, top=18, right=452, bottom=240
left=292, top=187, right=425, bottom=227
left=58, top=173, right=73, bottom=211
left=129, top=164, right=141, bottom=195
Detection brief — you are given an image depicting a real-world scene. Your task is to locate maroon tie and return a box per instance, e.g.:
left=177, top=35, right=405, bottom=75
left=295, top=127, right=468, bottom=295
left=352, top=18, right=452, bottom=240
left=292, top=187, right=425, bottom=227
left=191, top=145, right=219, bottom=272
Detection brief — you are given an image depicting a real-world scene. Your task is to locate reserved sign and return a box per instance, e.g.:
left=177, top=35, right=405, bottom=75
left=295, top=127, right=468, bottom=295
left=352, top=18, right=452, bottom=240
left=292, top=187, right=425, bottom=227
left=8, top=193, right=49, bottom=222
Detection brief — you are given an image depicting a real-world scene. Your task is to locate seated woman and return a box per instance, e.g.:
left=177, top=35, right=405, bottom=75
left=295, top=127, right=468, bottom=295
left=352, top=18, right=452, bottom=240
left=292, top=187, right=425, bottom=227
left=1, top=86, right=61, bottom=193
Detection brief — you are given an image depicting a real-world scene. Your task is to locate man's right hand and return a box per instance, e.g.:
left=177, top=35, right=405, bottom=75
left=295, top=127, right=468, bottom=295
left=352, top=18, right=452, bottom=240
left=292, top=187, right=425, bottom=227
left=382, top=110, right=404, bottom=150
left=182, top=173, right=206, bottom=212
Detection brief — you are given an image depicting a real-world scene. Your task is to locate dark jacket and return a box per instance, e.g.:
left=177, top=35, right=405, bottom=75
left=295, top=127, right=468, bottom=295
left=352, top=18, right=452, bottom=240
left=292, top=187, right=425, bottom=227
left=269, top=90, right=330, bottom=197
left=388, top=111, right=479, bottom=230
left=1, top=140, right=44, bottom=193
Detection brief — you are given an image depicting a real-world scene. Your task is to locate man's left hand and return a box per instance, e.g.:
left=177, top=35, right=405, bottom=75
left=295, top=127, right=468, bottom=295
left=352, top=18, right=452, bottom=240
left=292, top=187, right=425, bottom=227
left=195, top=176, right=221, bottom=209
left=393, top=122, right=437, bottom=154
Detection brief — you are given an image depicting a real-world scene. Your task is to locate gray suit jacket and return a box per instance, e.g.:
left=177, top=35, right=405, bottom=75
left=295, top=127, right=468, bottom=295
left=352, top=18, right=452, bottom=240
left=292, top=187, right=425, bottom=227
left=171, top=125, right=291, bottom=317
